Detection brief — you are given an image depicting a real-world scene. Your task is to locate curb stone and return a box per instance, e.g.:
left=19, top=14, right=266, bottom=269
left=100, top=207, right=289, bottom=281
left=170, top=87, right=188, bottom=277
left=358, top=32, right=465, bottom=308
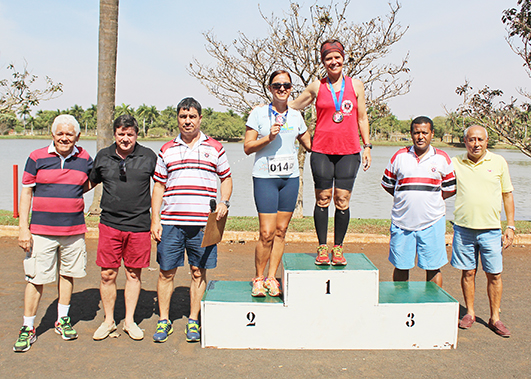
left=2, top=225, right=530, bottom=245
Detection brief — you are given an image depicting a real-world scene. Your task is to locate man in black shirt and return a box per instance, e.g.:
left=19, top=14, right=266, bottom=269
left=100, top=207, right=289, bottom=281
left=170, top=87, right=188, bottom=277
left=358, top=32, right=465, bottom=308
left=89, top=115, right=157, bottom=341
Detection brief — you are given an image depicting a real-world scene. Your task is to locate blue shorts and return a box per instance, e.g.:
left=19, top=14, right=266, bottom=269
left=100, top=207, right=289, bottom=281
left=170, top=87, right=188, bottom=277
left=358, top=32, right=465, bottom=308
left=253, top=177, right=299, bottom=214
left=389, top=217, right=448, bottom=270
left=451, top=225, right=503, bottom=274
left=157, top=225, right=217, bottom=271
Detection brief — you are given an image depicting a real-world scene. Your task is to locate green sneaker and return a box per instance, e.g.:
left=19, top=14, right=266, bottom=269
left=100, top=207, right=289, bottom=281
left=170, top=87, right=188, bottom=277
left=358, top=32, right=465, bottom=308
left=13, top=326, right=37, bottom=352
left=55, top=316, right=78, bottom=340
left=153, top=319, right=173, bottom=343
left=185, top=320, right=200, bottom=342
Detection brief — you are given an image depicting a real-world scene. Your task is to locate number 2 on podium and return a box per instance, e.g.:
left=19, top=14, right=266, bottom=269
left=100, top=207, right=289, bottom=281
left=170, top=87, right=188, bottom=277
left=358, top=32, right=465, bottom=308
left=246, top=312, right=256, bottom=327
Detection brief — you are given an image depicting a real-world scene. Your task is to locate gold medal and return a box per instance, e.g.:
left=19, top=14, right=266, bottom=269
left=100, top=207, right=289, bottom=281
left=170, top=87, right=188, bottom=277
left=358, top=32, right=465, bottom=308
left=333, top=111, right=343, bottom=123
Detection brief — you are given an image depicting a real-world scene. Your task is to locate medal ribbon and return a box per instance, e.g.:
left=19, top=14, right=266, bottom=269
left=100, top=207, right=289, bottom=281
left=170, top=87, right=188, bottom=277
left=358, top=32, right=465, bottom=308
left=269, top=103, right=288, bottom=125
left=327, top=76, right=345, bottom=113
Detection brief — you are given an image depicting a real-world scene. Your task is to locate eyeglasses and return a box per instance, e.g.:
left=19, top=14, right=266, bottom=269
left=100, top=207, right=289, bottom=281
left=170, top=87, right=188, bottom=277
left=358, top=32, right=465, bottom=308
left=271, top=82, right=292, bottom=90
left=119, top=160, right=126, bottom=180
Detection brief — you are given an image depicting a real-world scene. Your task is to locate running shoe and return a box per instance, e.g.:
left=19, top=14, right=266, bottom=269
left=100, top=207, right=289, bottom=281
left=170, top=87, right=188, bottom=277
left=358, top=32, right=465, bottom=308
left=264, top=277, right=281, bottom=297
left=13, top=326, right=37, bottom=352
left=314, top=245, right=330, bottom=265
left=251, top=276, right=267, bottom=297
left=185, top=319, right=200, bottom=342
left=153, top=319, right=173, bottom=343
left=331, top=245, right=347, bottom=266
left=55, top=316, right=78, bottom=340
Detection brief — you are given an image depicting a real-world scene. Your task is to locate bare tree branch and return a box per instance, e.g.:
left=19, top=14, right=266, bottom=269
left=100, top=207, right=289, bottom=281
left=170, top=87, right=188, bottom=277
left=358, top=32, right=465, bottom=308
left=0, top=62, right=63, bottom=115
left=188, top=0, right=411, bottom=114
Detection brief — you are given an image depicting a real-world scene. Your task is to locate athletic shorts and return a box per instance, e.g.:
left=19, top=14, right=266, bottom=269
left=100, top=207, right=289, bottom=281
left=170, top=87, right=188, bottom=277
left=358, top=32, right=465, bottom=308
left=96, top=223, right=151, bottom=269
left=253, top=177, right=299, bottom=214
left=310, top=152, right=361, bottom=190
left=157, top=225, right=217, bottom=271
left=24, top=234, right=87, bottom=285
left=451, top=225, right=503, bottom=274
left=389, top=217, right=448, bottom=270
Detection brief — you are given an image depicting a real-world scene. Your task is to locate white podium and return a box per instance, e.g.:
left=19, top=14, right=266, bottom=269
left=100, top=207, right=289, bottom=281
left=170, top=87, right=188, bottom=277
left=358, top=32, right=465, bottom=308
left=201, top=253, right=458, bottom=349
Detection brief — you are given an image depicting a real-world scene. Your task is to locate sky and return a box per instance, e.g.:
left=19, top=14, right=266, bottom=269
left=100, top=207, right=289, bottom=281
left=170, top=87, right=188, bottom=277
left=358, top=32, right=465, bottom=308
left=0, top=0, right=529, bottom=120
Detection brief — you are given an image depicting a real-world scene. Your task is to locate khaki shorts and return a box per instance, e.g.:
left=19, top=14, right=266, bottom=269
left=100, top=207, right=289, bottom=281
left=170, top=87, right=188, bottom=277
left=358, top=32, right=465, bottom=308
left=24, top=234, right=87, bottom=285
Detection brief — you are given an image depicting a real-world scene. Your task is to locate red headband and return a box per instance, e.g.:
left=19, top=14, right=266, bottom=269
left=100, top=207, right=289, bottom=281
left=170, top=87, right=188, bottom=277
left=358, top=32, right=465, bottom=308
left=320, top=41, right=345, bottom=61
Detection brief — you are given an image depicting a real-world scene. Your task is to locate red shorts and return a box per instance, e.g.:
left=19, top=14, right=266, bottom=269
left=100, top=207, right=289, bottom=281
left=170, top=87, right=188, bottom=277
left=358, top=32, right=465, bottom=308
left=96, top=223, right=151, bottom=269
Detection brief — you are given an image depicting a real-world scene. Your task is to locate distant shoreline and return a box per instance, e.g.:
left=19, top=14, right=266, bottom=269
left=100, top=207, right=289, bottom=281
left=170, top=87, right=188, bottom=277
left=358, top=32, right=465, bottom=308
left=0, top=135, right=520, bottom=150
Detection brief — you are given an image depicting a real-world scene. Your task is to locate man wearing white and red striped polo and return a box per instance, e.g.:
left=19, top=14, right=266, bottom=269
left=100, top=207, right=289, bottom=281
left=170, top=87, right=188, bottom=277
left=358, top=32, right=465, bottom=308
left=381, top=116, right=456, bottom=287
left=150, top=97, right=232, bottom=343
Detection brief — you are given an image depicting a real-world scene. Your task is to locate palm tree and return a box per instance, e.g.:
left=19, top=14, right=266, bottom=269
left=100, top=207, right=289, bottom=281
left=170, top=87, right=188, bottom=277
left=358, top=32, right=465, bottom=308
left=161, top=105, right=178, bottom=133
left=136, top=104, right=148, bottom=135
left=90, top=0, right=119, bottom=215
left=114, top=103, right=134, bottom=117
left=146, top=105, right=159, bottom=125
left=17, top=104, right=31, bottom=134
left=68, top=104, right=85, bottom=126
left=83, top=104, right=97, bottom=135
left=136, top=104, right=159, bottom=135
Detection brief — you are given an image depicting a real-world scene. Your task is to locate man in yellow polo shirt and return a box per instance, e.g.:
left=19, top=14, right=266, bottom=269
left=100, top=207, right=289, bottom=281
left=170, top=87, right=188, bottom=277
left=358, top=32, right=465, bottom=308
left=451, top=125, right=515, bottom=338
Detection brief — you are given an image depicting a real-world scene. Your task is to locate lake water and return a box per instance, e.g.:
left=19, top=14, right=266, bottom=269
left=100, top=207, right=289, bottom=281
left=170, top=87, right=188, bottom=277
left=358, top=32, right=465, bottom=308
left=1, top=139, right=529, bottom=220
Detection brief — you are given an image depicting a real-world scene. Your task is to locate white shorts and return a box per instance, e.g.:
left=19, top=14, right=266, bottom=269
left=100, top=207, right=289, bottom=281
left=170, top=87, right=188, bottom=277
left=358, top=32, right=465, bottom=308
left=24, top=234, right=87, bottom=285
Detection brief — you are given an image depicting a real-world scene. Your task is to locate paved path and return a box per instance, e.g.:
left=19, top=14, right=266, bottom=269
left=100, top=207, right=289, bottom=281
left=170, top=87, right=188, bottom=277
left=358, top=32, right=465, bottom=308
left=0, top=236, right=529, bottom=378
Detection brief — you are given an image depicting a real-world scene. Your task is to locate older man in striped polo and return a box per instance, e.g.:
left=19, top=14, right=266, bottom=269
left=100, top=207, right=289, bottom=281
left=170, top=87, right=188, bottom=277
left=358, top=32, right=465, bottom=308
left=14, top=114, right=93, bottom=352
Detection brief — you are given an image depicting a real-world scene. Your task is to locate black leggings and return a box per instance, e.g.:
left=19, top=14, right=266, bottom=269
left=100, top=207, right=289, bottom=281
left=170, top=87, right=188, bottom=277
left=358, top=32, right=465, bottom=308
left=310, top=152, right=361, bottom=191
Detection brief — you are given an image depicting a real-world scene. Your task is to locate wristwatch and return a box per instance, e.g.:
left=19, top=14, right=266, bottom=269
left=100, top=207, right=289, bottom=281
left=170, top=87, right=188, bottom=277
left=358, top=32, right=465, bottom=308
left=506, top=225, right=516, bottom=231
left=363, top=143, right=373, bottom=149
left=221, top=200, right=230, bottom=209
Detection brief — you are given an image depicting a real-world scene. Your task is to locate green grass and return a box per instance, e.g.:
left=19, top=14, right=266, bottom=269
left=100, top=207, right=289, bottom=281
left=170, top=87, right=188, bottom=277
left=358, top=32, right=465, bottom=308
left=2, top=210, right=529, bottom=235
left=226, top=216, right=391, bottom=234
left=227, top=217, right=531, bottom=235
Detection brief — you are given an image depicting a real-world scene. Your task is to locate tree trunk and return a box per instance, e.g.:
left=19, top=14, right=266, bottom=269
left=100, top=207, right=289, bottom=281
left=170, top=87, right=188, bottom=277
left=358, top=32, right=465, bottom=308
left=88, top=0, right=119, bottom=216
left=292, top=148, right=307, bottom=218
left=292, top=106, right=316, bottom=218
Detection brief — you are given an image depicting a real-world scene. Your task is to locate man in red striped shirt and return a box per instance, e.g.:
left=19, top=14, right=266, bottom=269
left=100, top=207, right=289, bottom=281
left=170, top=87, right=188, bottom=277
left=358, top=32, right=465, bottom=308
left=381, top=116, right=456, bottom=287
left=151, top=98, right=232, bottom=343
left=14, top=115, right=93, bottom=352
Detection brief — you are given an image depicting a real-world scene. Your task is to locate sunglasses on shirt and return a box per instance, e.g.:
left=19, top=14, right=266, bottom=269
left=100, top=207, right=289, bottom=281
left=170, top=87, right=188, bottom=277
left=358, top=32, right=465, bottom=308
left=119, top=160, right=126, bottom=180
left=271, top=82, right=292, bottom=90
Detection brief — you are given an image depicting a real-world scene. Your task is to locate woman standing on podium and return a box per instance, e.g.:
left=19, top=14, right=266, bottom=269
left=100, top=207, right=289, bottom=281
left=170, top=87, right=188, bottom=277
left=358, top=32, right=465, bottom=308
left=244, top=70, right=312, bottom=297
left=289, top=39, right=372, bottom=266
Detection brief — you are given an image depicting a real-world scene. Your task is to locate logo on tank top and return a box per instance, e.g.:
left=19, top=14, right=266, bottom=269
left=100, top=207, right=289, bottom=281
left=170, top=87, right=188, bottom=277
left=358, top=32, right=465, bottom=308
left=341, top=100, right=353, bottom=115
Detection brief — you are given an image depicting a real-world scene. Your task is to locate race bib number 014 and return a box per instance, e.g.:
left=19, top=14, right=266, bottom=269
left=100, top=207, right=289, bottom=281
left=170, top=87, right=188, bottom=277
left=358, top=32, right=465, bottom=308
left=267, top=155, right=295, bottom=175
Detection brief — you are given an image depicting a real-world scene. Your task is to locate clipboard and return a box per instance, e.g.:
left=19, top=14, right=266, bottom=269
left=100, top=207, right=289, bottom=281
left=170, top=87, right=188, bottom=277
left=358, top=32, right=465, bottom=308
left=201, top=211, right=228, bottom=247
